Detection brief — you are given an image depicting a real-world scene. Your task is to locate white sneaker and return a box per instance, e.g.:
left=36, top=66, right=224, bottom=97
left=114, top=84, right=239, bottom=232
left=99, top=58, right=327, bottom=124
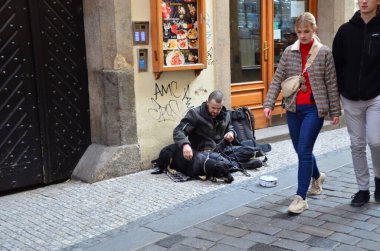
left=288, top=195, right=308, bottom=214
left=309, top=173, right=326, bottom=195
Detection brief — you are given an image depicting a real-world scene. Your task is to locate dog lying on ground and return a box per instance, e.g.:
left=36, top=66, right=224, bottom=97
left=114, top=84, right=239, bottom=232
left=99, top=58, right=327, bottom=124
left=151, top=144, right=234, bottom=183
left=192, top=154, right=234, bottom=183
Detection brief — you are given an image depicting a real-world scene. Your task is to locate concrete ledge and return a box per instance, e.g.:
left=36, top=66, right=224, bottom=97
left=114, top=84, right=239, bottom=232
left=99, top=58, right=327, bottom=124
left=72, top=143, right=141, bottom=183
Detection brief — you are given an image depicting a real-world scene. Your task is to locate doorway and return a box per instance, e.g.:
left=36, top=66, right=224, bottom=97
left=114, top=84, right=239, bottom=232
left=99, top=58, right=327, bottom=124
left=230, top=0, right=317, bottom=129
left=0, top=0, right=91, bottom=192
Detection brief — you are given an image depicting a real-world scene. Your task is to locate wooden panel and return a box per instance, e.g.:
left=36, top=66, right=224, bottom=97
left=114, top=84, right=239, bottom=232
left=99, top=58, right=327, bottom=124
left=252, top=109, right=268, bottom=129
left=232, top=92, right=262, bottom=107
left=309, top=0, right=318, bottom=18
left=231, top=82, right=267, bottom=128
left=231, top=86, right=264, bottom=108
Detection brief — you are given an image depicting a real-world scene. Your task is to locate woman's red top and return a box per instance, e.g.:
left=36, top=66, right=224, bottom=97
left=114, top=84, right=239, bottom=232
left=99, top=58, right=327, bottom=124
left=296, top=38, right=316, bottom=105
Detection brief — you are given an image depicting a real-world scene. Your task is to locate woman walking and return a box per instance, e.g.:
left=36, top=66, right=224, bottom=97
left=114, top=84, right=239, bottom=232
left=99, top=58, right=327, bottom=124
left=263, top=12, right=341, bottom=214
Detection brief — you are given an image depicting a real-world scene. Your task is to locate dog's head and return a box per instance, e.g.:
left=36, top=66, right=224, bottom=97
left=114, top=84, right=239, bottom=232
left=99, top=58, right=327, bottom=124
left=205, top=159, right=234, bottom=183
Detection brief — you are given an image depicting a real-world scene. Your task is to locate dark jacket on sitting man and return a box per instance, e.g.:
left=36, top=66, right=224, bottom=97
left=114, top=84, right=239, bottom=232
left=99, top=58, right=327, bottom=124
left=173, top=101, right=236, bottom=152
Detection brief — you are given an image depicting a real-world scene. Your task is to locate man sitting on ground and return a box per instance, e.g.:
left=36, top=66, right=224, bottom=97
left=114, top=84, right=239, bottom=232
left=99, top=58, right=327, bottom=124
left=174, top=90, right=234, bottom=158
left=173, top=90, right=261, bottom=171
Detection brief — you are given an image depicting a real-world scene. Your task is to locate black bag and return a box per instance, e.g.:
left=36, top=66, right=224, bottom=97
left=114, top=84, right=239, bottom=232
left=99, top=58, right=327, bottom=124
left=229, top=107, right=256, bottom=146
left=229, top=107, right=272, bottom=153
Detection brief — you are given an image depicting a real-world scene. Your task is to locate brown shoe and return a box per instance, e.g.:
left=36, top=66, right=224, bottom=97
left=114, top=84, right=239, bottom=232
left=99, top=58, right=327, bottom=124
left=288, top=195, right=308, bottom=214
left=309, top=173, right=326, bottom=195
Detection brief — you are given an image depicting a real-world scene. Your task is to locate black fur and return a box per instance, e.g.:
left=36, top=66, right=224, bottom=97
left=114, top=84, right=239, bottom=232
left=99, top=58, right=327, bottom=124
left=152, top=144, right=234, bottom=183
left=151, top=144, right=180, bottom=173
left=197, top=157, right=234, bottom=183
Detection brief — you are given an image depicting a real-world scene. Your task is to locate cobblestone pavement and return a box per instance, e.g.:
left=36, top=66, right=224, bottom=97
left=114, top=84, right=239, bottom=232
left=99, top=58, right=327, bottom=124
left=0, top=128, right=352, bottom=250
left=135, top=161, right=380, bottom=251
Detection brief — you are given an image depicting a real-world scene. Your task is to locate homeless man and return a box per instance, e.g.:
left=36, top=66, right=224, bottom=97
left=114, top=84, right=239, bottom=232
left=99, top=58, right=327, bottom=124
left=172, top=90, right=262, bottom=172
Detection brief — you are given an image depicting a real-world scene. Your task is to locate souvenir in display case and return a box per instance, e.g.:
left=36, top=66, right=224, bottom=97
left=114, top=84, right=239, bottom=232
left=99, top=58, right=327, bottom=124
left=150, top=0, right=206, bottom=79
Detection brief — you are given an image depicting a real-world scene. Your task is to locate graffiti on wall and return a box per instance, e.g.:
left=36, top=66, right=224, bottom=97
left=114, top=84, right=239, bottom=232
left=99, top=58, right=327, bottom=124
left=207, top=47, right=214, bottom=66
left=148, top=81, right=194, bottom=122
left=206, top=12, right=212, bottom=46
left=182, top=84, right=192, bottom=109
left=206, top=12, right=215, bottom=66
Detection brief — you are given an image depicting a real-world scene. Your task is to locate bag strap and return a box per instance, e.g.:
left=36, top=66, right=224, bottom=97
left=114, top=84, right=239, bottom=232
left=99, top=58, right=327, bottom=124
left=233, top=107, right=256, bottom=139
left=303, top=43, right=322, bottom=74
left=242, top=107, right=256, bottom=139
left=283, top=42, right=322, bottom=109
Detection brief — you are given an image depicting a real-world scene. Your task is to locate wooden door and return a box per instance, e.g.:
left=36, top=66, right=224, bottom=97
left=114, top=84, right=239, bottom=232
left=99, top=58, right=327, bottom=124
left=29, top=0, right=91, bottom=184
left=0, top=0, right=44, bottom=191
left=0, top=0, right=91, bottom=192
left=230, top=0, right=317, bottom=129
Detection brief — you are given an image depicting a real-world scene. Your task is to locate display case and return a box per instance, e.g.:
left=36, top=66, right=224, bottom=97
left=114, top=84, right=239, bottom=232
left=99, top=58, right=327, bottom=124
left=150, top=0, right=207, bottom=79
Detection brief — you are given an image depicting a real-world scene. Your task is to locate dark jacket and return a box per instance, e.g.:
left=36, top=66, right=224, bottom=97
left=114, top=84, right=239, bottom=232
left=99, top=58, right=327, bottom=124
left=173, top=102, right=235, bottom=151
left=332, top=11, right=380, bottom=101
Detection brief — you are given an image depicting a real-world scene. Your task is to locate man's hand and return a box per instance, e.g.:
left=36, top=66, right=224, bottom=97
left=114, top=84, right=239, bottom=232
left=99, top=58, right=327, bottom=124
left=224, top=131, right=234, bottom=142
left=183, top=144, right=193, bottom=160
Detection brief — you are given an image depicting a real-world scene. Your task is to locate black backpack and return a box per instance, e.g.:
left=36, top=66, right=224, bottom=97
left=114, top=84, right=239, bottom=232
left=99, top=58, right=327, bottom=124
left=229, top=107, right=271, bottom=153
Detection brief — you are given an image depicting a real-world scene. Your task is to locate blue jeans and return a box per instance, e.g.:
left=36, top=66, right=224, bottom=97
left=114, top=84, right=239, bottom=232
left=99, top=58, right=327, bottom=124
left=286, top=104, right=324, bottom=199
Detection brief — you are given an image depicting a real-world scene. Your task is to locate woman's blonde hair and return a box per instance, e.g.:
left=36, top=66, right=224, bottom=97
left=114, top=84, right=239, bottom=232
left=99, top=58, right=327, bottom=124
left=294, top=12, right=318, bottom=31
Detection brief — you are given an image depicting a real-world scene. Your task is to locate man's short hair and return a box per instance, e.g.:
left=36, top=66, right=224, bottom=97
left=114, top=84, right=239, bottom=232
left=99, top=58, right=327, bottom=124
left=208, top=90, right=224, bottom=103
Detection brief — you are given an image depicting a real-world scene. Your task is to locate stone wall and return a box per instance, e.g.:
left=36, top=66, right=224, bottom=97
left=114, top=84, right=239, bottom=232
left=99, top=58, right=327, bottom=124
left=318, top=0, right=357, bottom=48
left=73, top=0, right=223, bottom=182
left=132, top=0, right=219, bottom=168
left=72, top=0, right=140, bottom=183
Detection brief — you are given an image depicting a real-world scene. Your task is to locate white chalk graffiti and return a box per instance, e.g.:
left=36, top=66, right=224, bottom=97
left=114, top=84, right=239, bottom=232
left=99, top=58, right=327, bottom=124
left=148, top=81, right=194, bottom=122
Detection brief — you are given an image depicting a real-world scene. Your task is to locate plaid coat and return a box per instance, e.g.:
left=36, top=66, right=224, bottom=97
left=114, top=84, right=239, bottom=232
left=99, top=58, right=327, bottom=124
left=263, top=39, right=341, bottom=118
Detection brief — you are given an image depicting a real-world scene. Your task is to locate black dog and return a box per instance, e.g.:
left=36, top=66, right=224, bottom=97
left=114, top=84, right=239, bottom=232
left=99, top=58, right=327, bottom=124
left=192, top=154, right=234, bottom=183
left=151, top=144, right=234, bottom=183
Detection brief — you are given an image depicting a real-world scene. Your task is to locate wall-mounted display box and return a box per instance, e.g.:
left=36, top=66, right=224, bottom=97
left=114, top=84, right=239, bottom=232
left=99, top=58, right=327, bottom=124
left=150, top=0, right=207, bottom=79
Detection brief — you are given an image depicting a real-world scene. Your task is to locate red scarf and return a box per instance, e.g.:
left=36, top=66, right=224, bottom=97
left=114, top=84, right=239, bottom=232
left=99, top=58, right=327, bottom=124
left=296, top=39, right=316, bottom=105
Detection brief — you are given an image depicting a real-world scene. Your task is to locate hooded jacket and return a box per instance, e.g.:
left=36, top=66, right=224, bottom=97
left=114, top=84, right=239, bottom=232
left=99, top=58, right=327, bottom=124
left=332, top=11, right=380, bottom=101
left=173, top=102, right=235, bottom=151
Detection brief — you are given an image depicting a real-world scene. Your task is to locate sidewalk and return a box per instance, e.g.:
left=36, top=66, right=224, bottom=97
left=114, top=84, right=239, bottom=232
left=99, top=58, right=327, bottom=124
left=0, top=127, right=359, bottom=251
left=71, top=146, right=380, bottom=251
left=134, top=157, right=380, bottom=251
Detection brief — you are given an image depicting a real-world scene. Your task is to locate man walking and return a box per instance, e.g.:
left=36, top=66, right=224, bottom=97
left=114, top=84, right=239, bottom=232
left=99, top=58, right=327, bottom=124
left=333, top=0, right=380, bottom=207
